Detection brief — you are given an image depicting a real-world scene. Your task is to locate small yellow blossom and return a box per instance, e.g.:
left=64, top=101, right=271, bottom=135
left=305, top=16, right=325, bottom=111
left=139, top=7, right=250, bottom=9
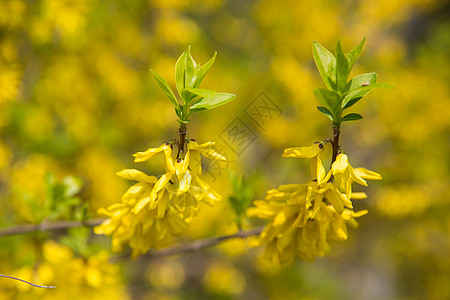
left=7, top=241, right=128, bottom=299
left=283, top=143, right=330, bottom=184
left=331, top=153, right=382, bottom=199
left=187, top=140, right=226, bottom=175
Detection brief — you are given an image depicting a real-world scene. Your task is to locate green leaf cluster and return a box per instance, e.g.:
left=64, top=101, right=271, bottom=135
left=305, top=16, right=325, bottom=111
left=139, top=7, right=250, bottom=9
left=44, top=173, right=86, bottom=222
left=151, top=47, right=236, bottom=125
left=313, top=38, right=393, bottom=126
left=228, top=171, right=256, bottom=229
left=59, top=227, right=100, bottom=257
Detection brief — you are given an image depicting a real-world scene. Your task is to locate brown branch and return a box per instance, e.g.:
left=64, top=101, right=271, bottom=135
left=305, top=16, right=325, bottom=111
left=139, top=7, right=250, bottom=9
left=0, top=219, right=264, bottom=260
left=110, top=226, right=265, bottom=262
left=177, top=123, right=187, bottom=159
left=330, top=125, right=341, bottom=167
left=0, top=219, right=104, bottom=237
left=149, top=227, right=264, bottom=258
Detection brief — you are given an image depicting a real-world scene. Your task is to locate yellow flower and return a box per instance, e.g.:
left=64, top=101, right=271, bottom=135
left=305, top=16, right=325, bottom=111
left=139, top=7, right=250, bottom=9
left=0, top=63, right=21, bottom=104
left=8, top=241, right=128, bottom=298
left=132, top=141, right=223, bottom=207
left=283, top=143, right=330, bottom=184
left=248, top=145, right=379, bottom=263
left=331, top=153, right=382, bottom=199
left=94, top=172, right=189, bottom=256
left=133, top=142, right=174, bottom=172
left=95, top=140, right=224, bottom=255
left=187, top=140, right=226, bottom=175
left=249, top=185, right=367, bottom=263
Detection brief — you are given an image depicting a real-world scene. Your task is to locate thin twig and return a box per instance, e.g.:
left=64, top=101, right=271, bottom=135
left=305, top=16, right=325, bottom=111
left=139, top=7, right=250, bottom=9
left=149, top=226, right=264, bottom=258
left=110, top=226, right=264, bottom=262
left=0, top=219, right=264, bottom=260
left=0, top=219, right=104, bottom=237
left=0, top=274, right=55, bottom=289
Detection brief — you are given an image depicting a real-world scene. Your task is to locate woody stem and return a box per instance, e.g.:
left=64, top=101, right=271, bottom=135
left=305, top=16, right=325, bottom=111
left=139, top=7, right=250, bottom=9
left=177, top=124, right=187, bottom=159
left=330, top=125, right=340, bottom=167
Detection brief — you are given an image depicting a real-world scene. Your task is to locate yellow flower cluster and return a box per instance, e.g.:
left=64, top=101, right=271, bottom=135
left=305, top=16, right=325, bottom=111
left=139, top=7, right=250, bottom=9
left=3, top=241, right=128, bottom=300
left=95, top=140, right=224, bottom=257
left=247, top=143, right=381, bottom=263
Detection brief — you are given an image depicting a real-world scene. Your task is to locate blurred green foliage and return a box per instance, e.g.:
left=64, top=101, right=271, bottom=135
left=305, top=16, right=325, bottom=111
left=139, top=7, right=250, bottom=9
left=0, top=0, right=449, bottom=299
left=228, top=171, right=256, bottom=229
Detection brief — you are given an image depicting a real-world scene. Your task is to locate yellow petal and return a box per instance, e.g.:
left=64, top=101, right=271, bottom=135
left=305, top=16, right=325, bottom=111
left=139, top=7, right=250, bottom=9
left=142, top=215, right=154, bottom=233
left=283, top=143, right=323, bottom=158
left=350, top=192, right=368, bottom=200
left=133, top=143, right=168, bottom=162
left=337, top=189, right=353, bottom=209
left=116, top=169, right=157, bottom=183
left=175, top=151, right=190, bottom=182
left=349, top=165, right=367, bottom=186
left=121, top=182, right=149, bottom=204
left=311, top=154, right=328, bottom=183
left=177, top=171, right=192, bottom=196
left=153, top=173, right=172, bottom=194
left=325, top=188, right=344, bottom=214
left=192, top=173, right=209, bottom=190
left=167, top=214, right=189, bottom=236
left=354, top=167, right=382, bottom=180
left=331, top=154, right=348, bottom=174
left=187, top=141, right=215, bottom=150
left=278, top=184, right=305, bottom=192
left=133, top=188, right=152, bottom=214
left=149, top=173, right=173, bottom=207
left=352, top=209, right=368, bottom=218
left=273, top=211, right=287, bottom=227
left=189, top=149, right=202, bottom=175
left=164, top=146, right=175, bottom=173
left=189, top=140, right=225, bottom=160
left=200, top=148, right=226, bottom=161
left=157, top=190, right=169, bottom=218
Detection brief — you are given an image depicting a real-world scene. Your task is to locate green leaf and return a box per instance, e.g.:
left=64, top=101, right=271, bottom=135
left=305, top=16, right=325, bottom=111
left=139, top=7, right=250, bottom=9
left=45, top=172, right=55, bottom=206
left=344, top=72, right=378, bottom=93
left=313, top=41, right=336, bottom=90
left=181, top=88, right=200, bottom=104
left=347, top=37, right=365, bottom=71
left=175, top=47, right=216, bottom=104
left=313, top=88, right=342, bottom=118
left=228, top=171, right=256, bottom=229
left=317, top=106, right=333, bottom=121
left=188, top=88, right=236, bottom=110
left=335, top=40, right=350, bottom=91
left=151, top=70, right=180, bottom=109
left=175, top=107, right=181, bottom=118
left=175, top=50, right=188, bottom=96
left=188, top=107, right=208, bottom=116
left=193, top=51, right=217, bottom=88
left=62, top=176, right=83, bottom=198
left=342, top=97, right=362, bottom=110
left=351, top=82, right=394, bottom=92
left=59, top=227, right=91, bottom=257
left=184, top=46, right=197, bottom=89
left=342, top=72, right=377, bottom=107
left=343, top=81, right=393, bottom=108
left=342, top=113, right=363, bottom=122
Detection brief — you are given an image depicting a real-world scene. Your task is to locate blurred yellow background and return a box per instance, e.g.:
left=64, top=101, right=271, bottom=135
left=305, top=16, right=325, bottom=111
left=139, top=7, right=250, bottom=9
left=0, top=0, right=449, bottom=299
